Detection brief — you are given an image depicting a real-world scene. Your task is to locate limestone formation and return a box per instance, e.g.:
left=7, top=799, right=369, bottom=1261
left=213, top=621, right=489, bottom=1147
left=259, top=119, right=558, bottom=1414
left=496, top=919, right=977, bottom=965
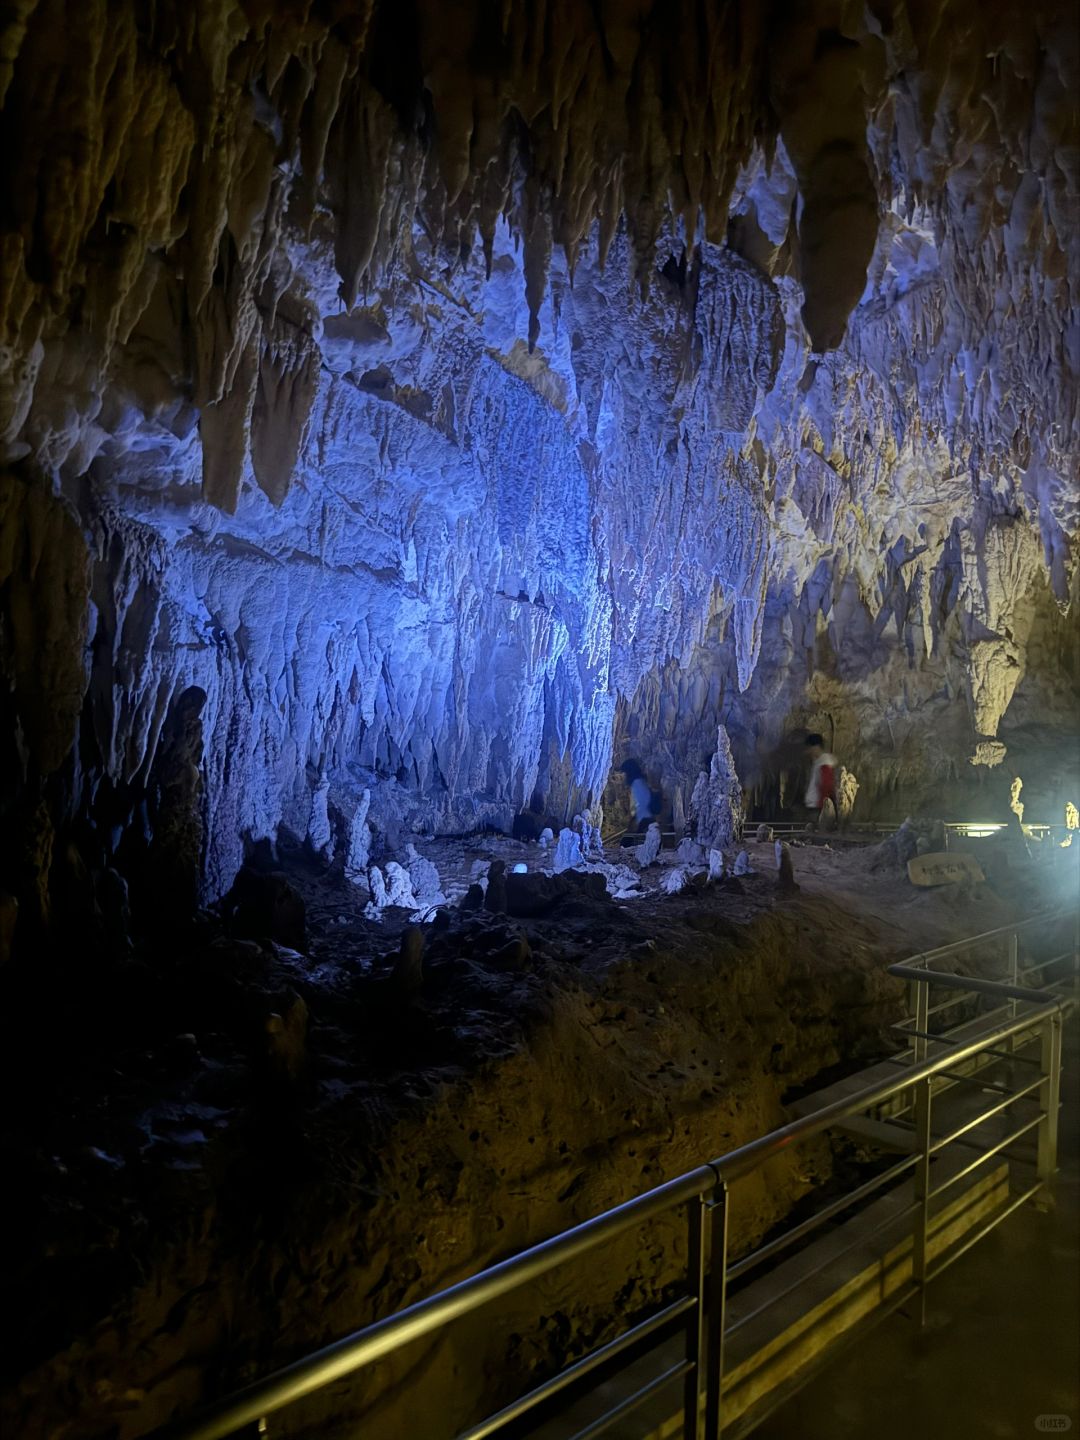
left=836, top=769, right=859, bottom=821
left=689, top=727, right=743, bottom=852
left=365, top=862, right=418, bottom=919
left=553, top=829, right=584, bottom=874
left=406, top=845, right=446, bottom=913
left=0, top=0, right=1075, bottom=932
left=484, top=860, right=508, bottom=915
left=636, top=823, right=662, bottom=869
left=224, top=867, right=306, bottom=950
left=775, top=842, right=799, bottom=895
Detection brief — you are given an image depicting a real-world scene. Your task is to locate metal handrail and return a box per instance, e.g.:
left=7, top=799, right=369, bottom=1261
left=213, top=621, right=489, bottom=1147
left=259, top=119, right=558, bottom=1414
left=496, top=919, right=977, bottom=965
left=887, top=967, right=1057, bottom=1004
left=150, top=987, right=1069, bottom=1440
left=897, top=907, right=1075, bottom=969
left=889, top=908, right=1077, bottom=1071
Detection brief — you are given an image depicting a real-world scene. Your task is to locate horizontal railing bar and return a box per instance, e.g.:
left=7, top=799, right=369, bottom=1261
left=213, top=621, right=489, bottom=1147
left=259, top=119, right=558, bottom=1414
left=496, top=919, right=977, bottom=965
left=927, top=993, right=975, bottom=1017
left=925, top=1181, right=1044, bottom=1286
left=893, top=990, right=978, bottom=1026
left=898, top=1007, right=998, bottom=1041
left=565, top=1359, right=692, bottom=1440
left=453, top=1296, right=696, bottom=1440
left=966, top=1001, right=1026, bottom=1028
left=888, top=966, right=1059, bottom=1005
left=929, top=1075, right=1047, bottom=1153
left=150, top=1164, right=721, bottom=1440
left=727, top=1153, right=917, bottom=1282
left=1023, top=951, right=1075, bottom=975
left=711, top=1004, right=1061, bottom=1187
left=724, top=1201, right=920, bottom=1338
left=928, top=1115, right=1044, bottom=1200
left=930, top=1116, right=1048, bottom=1160
left=901, top=910, right=1072, bottom=967
left=883, top=1045, right=1041, bottom=1073
left=935, top=1071, right=1028, bottom=1097
left=974, top=1046, right=1042, bottom=1067
left=900, top=1027, right=962, bottom=1047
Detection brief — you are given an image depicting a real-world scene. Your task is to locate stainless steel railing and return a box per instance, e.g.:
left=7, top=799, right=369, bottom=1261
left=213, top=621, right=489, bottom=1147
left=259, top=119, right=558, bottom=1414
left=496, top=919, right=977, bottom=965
left=887, top=907, right=1079, bottom=1065
left=148, top=910, right=1078, bottom=1440
left=881, top=908, right=1077, bottom=1326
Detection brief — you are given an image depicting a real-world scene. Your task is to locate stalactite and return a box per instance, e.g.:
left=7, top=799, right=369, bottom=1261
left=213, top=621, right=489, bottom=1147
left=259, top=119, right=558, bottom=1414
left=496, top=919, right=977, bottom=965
left=0, top=0, right=1075, bottom=891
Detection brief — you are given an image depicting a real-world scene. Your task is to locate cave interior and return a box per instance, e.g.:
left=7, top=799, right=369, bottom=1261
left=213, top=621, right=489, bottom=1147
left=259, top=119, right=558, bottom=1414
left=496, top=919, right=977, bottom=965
left=0, top=1, right=1077, bottom=1437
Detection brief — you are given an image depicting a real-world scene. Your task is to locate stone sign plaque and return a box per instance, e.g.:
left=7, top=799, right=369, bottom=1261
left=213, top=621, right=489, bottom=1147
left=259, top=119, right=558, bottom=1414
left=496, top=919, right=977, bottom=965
left=907, top=852, right=986, bottom=887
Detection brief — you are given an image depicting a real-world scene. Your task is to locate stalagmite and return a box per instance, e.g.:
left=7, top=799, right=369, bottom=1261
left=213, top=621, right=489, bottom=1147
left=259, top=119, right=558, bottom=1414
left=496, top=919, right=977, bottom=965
left=689, top=727, right=743, bottom=852
left=553, top=829, right=584, bottom=873
left=637, top=823, right=662, bottom=868
left=406, top=846, right=446, bottom=912
left=660, top=867, right=689, bottom=895
left=775, top=841, right=798, bottom=894
left=836, top=769, right=859, bottom=821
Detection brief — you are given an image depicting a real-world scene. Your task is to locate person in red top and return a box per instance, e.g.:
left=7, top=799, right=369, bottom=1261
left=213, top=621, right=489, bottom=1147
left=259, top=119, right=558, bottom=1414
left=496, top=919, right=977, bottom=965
left=804, top=733, right=837, bottom=828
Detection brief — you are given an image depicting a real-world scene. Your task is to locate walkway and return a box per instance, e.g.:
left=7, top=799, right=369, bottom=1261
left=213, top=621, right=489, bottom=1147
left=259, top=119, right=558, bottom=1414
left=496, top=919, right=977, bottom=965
left=754, top=1016, right=1080, bottom=1440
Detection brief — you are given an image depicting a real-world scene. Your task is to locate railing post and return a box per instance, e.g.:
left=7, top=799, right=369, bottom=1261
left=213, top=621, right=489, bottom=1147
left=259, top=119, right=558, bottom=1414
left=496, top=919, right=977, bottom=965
left=1036, top=1011, right=1064, bottom=1205
left=703, top=1185, right=729, bottom=1440
left=1000, top=929, right=1021, bottom=1058
left=912, top=1075, right=933, bottom=1327
left=913, top=977, right=929, bottom=1065
left=684, top=1194, right=708, bottom=1440
left=1008, top=930, right=1020, bottom=1014
left=684, top=1183, right=729, bottom=1440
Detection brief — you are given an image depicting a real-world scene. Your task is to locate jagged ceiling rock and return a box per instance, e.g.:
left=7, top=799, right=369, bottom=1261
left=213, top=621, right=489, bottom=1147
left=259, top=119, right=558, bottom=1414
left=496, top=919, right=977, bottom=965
left=0, top=1, right=1077, bottom=898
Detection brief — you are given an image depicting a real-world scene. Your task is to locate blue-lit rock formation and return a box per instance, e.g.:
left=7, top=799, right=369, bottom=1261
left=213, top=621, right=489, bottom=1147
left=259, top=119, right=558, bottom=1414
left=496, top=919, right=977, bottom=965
left=0, top=0, right=1077, bottom=912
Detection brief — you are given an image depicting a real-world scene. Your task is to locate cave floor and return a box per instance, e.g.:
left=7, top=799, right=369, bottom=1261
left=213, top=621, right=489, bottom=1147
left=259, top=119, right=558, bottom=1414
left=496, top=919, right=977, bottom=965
left=0, top=834, right=1070, bottom=1439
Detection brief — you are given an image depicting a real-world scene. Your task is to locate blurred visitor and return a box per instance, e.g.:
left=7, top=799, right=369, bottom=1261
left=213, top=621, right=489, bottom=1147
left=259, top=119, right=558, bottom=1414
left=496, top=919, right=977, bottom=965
left=619, top=759, right=662, bottom=832
left=804, top=733, right=837, bottom=829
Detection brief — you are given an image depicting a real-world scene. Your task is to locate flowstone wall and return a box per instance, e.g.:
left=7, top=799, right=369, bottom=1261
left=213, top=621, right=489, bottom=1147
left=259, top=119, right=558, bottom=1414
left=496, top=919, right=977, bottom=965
left=0, top=1, right=1077, bottom=925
